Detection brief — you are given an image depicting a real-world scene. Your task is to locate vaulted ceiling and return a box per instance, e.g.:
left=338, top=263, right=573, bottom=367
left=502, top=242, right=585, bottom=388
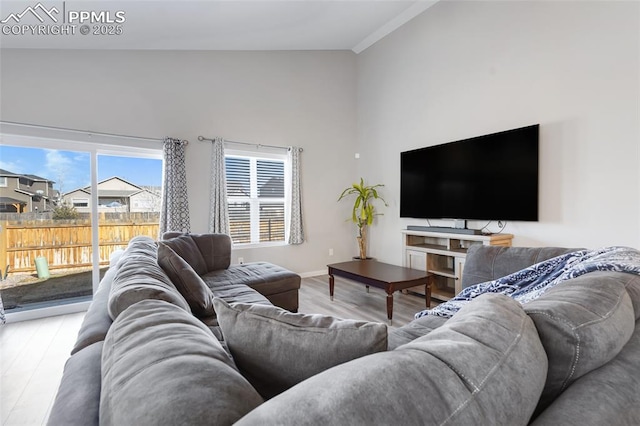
left=0, top=1, right=438, bottom=53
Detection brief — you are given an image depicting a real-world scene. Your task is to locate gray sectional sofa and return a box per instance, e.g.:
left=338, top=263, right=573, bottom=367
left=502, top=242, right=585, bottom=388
left=48, top=237, right=640, bottom=425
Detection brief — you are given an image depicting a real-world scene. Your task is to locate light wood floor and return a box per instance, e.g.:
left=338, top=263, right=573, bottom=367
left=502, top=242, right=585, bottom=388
left=0, top=275, right=431, bottom=425
left=0, top=311, right=86, bottom=426
left=299, top=275, right=432, bottom=328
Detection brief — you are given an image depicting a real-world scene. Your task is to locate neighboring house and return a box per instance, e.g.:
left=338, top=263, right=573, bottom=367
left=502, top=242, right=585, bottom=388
left=0, top=168, right=59, bottom=213
left=62, top=177, right=161, bottom=213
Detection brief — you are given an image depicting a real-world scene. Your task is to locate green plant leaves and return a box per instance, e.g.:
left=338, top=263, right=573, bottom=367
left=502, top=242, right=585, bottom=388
left=337, top=178, right=387, bottom=227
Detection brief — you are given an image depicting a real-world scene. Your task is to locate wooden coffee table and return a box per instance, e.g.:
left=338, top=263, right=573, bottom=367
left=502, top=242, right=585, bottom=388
left=327, top=260, right=432, bottom=324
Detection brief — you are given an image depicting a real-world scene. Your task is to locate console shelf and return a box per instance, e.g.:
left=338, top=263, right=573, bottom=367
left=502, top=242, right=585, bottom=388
left=402, top=230, right=513, bottom=302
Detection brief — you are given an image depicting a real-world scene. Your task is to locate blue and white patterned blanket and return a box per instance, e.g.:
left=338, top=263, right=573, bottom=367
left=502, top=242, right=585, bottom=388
left=415, top=246, right=640, bottom=319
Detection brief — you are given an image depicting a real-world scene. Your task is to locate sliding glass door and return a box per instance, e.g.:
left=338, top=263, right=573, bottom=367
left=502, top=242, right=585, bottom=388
left=95, top=154, right=162, bottom=268
left=0, top=145, right=95, bottom=312
left=0, top=133, right=162, bottom=320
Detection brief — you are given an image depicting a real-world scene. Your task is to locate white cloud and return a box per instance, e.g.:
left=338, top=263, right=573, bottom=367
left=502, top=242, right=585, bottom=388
left=45, top=149, right=74, bottom=174
left=0, top=159, right=25, bottom=173
left=43, top=150, right=79, bottom=193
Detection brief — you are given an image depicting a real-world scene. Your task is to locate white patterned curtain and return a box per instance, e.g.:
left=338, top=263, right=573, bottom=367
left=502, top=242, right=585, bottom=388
left=287, top=147, right=304, bottom=245
left=0, top=293, right=5, bottom=324
left=209, top=138, right=229, bottom=234
left=159, top=137, right=191, bottom=237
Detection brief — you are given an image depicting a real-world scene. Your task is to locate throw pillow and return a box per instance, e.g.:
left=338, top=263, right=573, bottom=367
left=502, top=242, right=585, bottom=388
left=213, top=298, right=388, bottom=399
left=235, top=293, right=548, bottom=426
left=157, top=241, right=216, bottom=318
left=160, top=234, right=209, bottom=275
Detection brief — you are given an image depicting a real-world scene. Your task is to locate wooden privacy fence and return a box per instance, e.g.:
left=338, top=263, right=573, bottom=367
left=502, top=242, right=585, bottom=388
left=0, top=213, right=160, bottom=274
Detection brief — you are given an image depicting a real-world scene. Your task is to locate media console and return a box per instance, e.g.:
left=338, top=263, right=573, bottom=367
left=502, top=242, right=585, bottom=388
left=402, top=229, right=513, bottom=301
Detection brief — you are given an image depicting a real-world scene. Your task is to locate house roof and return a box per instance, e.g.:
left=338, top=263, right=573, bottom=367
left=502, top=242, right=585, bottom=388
left=23, top=174, right=51, bottom=182
left=64, top=176, right=144, bottom=197
left=0, top=196, right=26, bottom=205
left=0, top=168, right=54, bottom=183
left=14, top=188, right=52, bottom=199
left=0, top=169, right=19, bottom=177
left=65, top=189, right=91, bottom=196
left=62, top=177, right=159, bottom=200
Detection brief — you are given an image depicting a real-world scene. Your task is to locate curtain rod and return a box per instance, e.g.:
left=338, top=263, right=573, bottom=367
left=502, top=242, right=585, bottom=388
left=197, top=135, right=302, bottom=152
left=0, top=120, right=187, bottom=144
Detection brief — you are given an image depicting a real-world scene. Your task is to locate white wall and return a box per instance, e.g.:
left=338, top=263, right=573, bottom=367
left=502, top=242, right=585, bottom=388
left=3, top=1, right=638, bottom=275
left=357, top=0, right=640, bottom=265
left=0, top=49, right=359, bottom=274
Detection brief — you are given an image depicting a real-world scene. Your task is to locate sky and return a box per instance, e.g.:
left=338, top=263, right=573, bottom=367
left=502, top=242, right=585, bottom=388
left=0, top=145, right=163, bottom=193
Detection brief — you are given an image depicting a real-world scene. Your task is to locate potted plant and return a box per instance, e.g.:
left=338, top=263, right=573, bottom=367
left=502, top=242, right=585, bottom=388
left=338, top=178, right=387, bottom=260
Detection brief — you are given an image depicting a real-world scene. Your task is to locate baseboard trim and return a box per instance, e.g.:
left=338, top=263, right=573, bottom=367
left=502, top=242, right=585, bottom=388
left=300, top=270, right=327, bottom=278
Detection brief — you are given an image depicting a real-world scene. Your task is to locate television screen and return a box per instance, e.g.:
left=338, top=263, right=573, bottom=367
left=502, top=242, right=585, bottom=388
left=400, top=124, right=539, bottom=221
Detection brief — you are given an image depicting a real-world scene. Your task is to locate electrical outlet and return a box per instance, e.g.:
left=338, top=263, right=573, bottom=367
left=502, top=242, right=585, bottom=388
left=329, top=248, right=334, bottom=256
left=238, top=257, right=244, bottom=264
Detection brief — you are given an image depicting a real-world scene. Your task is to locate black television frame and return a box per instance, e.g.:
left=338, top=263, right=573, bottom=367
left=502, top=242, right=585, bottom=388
left=400, top=124, right=539, bottom=223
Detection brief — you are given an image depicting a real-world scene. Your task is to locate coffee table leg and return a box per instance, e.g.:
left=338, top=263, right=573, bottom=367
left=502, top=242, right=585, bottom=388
left=329, top=273, right=335, bottom=301
left=425, top=276, right=432, bottom=308
left=386, top=290, right=393, bottom=326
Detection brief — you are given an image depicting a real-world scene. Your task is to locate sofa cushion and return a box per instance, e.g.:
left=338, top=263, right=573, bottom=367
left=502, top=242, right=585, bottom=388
left=203, top=262, right=301, bottom=311
left=71, top=268, right=115, bottom=354
left=208, top=281, right=271, bottom=307
left=47, top=342, right=103, bottom=426
left=100, top=299, right=263, bottom=426
left=530, top=318, right=640, bottom=426
left=523, top=271, right=635, bottom=415
left=213, top=298, right=387, bottom=400
left=160, top=234, right=209, bottom=275
left=107, top=236, right=190, bottom=320
left=161, top=233, right=232, bottom=273
left=621, top=273, right=640, bottom=319
left=387, top=314, right=449, bottom=350
left=462, top=245, right=581, bottom=289
left=236, top=293, right=547, bottom=425
left=157, top=241, right=215, bottom=318
left=204, top=262, right=300, bottom=291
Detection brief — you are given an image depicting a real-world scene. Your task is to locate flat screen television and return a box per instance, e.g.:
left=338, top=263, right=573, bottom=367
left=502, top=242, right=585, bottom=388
left=400, top=124, right=539, bottom=222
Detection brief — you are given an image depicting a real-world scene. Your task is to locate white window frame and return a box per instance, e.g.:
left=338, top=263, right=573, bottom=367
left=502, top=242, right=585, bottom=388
left=0, top=176, right=7, bottom=187
left=225, top=148, right=289, bottom=248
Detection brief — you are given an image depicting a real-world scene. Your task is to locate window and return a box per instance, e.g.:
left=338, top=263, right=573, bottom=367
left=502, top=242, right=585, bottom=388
left=0, top=177, right=6, bottom=187
left=72, top=198, right=89, bottom=207
left=225, top=152, right=287, bottom=245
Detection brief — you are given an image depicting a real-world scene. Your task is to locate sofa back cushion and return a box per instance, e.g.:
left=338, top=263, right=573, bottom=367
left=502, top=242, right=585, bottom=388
left=157, top=241, right=215, bottom=318
left=236, top=293, right=547, bottom=425
left=387, top=314, right=449, bottom=350
left=161, top=233, right=231, bottom=274
left=213, top=298, right=387, bottom=400
left=523, top=271, right=635, bottom=415
left=100, top=299, right=263, bottom=426
left=530, top=318, right=640, bottom=426
left=108, top=236, right=190, bottom=320
left=72, top=267, right=115, bottom=354
left=462, top=245, right=581, bottom=289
